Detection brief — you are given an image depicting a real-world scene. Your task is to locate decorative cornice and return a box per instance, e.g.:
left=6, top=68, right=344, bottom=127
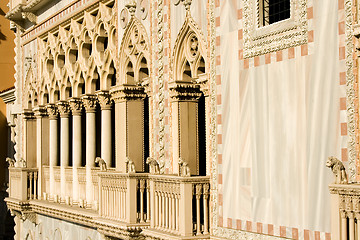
left=56, top=101, right=70, bottom=117
left=81, top=95, right=97, bottom=113
left=96, top=91, right=112, bottom=110
left=0, top=88, right=16, bottom=104
left=169, top=81, right=202, bottom=101
left=110, top=85, right=146, bottom=103
left=46, top=104, right=58, bottom=120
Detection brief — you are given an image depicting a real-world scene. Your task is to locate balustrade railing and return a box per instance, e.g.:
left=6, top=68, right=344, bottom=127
left=9, top=167, right=38, bottom=201
left=149, top=175, right=210, bottom=237
left=330, top=183, right=360, bottom=240
left=98, top=172, right=149, bottom=224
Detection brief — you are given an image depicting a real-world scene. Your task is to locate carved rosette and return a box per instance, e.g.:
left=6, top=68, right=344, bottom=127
left=96, top=91, right=112, bottom=110
left=56, top=101, right=70, bottom=118
left=33, top=106, right=47, bottom=118
left=110, top=85, right=146, bottom=103
left=169, top=81, right=202, bottom=102
left=81, top=95, right=97, bottom=113
left=46, top=104, right=58, bottom=120
left=69, top=98, right=83, bottom=116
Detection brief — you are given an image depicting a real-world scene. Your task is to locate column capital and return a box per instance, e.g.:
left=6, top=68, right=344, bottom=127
left=69, top=98, right=83, bottom=116
left=23, top=109, right=34, bottom=120
left=46, top=104, right=58, bottom=120
left=33, top=106, right=47, bottom=118
left=96, top=91, right=112, bottom=110
left=56, top=101, right=70, bottom=118
left=110, top=84, right=146, bottom=103
left=81, top=94, right=97, bottom=113
left=169, top=81, right=202, bottom=102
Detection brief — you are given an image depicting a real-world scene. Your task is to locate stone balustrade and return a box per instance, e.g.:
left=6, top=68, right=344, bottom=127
left=329, top=183, right=360, bottom=240
left=9, top=167, right=38, bottom=201
left=145, top=175, right=210, bottom=238
left=98, top=172, right=150, bottom=224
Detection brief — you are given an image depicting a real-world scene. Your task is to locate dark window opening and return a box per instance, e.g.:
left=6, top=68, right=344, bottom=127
left=111, top=102, right=116, bottom=168
left=144, top=97, right=149, bottom=173
left=262, top=0, right=290, bottom=26
left=81, top=109, right=86, bottom=166
left=68, top=114, right=73, bottom=166
left=95, top=103, right=101, bottom=158
left=57, top=118, right=61, bottom=166
left=198, top=94, right=206, bottom=176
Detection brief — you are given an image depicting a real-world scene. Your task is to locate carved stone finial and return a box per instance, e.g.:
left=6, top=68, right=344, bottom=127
left=95, top=157, right=107, bottom=171
left=173, top=0, right=192, bottom=13
left=81, top=95, right=97, bottom=113
left=125, top=157, right=136, bottom=173
left=178, top=158, right=191, bottom=177
left=6, top=157, right=15, bottom=167
left=146, top=157, right=160, bottom=174
left=69, top=98, right=83, bottom=116
left=326, top=156, right=348, bottom=184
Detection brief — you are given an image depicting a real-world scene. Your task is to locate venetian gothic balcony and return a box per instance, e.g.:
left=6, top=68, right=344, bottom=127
left=6, top=164, right=210, bottom=239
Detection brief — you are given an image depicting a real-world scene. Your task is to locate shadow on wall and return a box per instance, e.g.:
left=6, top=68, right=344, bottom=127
left=0, top=111, right=15, bottom=239
left=0, top=8, right=7, bottom=43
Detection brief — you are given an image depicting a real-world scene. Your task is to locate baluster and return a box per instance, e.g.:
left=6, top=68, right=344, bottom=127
left=171, top=193, right=175, bottom=231
left=165, top=192, right=169, bottom=229
left=146, top=180, right=150, bottom=222
left=349, top=212, right=355, bottom=240
left=117, top=186, right=121, bottom=220
left=162, top=191, right=165, bottom=229
left=341, top=211, right=347, bottom=240
left=176, top=194, right=179, bottom=232
left=34, top=172, right=38, bottom=200
left=29, top=172, right=33, bottom=200
left=203, top=184, right=210, bottom=234
left=195, top=184, right=202, bottom=235
left=140, top=179, right=145, bottom=222
left=122, top=185, right=126, bottom=220
left=155, top=190, right=159, bottom=227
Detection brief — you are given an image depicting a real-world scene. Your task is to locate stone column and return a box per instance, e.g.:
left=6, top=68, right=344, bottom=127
left=110, top=85, right=146, bottom=172
left=23, top=110, right=36, bottom=168
left=69, top=98, right=83, bottom=205
left=46, top=104, right=58, bottom=200
left=169, top=81, right=202, bottom=175
left=81, top=95, right=97, bottom=208
left=33, top=106, right=48, bottom=199
left=96, top=91, right=112, bottom=168
left=57, top=101, right=70, bottom=203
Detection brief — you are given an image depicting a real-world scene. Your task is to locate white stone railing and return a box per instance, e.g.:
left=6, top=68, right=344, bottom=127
left=98, top=172, right=150, bottom=224
left=148, top=175, right=210, bottom=237
left=329, top=184, right=360, bottom=240
left=9, top=167, right=38, bottom=201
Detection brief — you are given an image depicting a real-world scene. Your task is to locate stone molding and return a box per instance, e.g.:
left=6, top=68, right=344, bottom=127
left=169, top=81, right=202, bottom=102
left=110, top=85, right=146, bottom=103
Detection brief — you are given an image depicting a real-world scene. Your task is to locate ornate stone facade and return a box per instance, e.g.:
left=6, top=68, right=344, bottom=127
left=3, top=0, right=360, bottom=240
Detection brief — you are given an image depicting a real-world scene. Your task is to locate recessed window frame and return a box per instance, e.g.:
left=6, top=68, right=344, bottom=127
left=243, top=0, right=308, bottom=58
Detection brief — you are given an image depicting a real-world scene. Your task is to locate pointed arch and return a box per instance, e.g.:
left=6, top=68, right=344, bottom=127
left=119, top=17, right=150, bottom=85
left=172, top=16, right=207, bottom=81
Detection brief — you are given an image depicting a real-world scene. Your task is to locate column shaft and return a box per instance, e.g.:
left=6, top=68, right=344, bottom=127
left=47, top=104, right=58, bottom=200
